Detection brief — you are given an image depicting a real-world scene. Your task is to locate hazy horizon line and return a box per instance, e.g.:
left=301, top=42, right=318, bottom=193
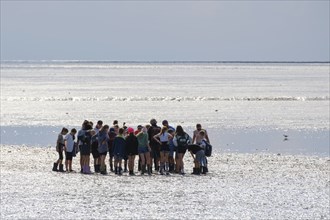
left=1, top=60, right=329, bottom=64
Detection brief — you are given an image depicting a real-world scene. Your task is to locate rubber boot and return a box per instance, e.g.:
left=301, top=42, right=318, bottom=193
left=115, top=167, right=118, bottom=175
left=52, top=163, right=58, bottom=172
left=204, top=166, right=208, bottom=173
left=138, top=159, right=141, bottom=171
left=118, top=167, right=122, bottom=175
left=82, top=165, right=87, bottom=174
left=147, top=165, right=151, bottom=175
left=83, top=165, right=92, bottom=174
left=169, top=164, right=174, bottom=173
left=94, top=165, right=98, bottom=173
left=191, top=168, right=197, bottom=175
left=141, top=165, right=145, bottom=175
left=59, top=164, right=65, bottom=172
left=159, top=165, right=164, bottom=175
left=101, top=165, right=107, bottom=175
left=110, top=163, right=114, bottom=172
left=202, top=166, right=207, bottom=174
left=165, top=163, right=169, bottom=175
left=124, top=161, right=128, bottom=172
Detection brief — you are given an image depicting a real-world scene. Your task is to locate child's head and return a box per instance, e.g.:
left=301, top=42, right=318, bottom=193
left=127, top=127, right=134, bottom=135
left=199, top=130, right=205, bottom=137
left=168, top=129, right=174, bottom=135
left=61, top=127, right=69, bottom=135
left=101, top=125, right=109, bottom=133
left=160, top=126, right=168, bottom=134
left=71, top=128, right=77, bottom=134
left=118, top=128, right=124, bottom=135
left=96, top=120, right=103, bottom=128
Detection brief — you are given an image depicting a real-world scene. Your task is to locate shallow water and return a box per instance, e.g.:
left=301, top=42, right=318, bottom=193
left=1, top=126, right=329, bottom=156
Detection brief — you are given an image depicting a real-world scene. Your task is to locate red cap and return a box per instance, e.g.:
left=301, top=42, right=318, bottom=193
left=127, top=127, right=134, bottom=134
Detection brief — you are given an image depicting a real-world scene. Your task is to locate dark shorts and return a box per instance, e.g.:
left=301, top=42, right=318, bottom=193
left=114, top=155, right=123, bottom=161
left=58, top=150, right=64, bottom=160
left=65, top=151, right=73, bottom=160
left=177, top=146, right=187, bottom=154
left=108, top=147, right=114, bottom=157
left=99, top=152, right=107, bottom=156
left=92, top=146, right=100, bottom=158
left=151, top=143, right=160, bottom=159
left=80, top=144, right=90, bottom=156
left=160, top=142, right=170, bottom=152
left=138, top=146, right=149, bottom=154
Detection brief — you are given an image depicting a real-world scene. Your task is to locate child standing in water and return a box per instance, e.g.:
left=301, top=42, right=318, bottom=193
left=153, top=126, right=173, bottom=175
left=113, top=128, right=126, bottom=175
left=52, top=127, right=68, bottom=172
left=64, top=128, right=77, bottom=172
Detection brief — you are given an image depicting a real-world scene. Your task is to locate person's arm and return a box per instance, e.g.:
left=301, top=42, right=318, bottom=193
left=173, top=136, right=178, bottom=147
left=168, top=134, right=173, bottom=140
left=64, top=136, right=68, bottom=152
left=153, top=133, right=161, bottom=144
left=192, top=132, right=196, bottom=144
left=187, top=134, right=193, bottom=144
left=205, top=130, right=210, bottom=143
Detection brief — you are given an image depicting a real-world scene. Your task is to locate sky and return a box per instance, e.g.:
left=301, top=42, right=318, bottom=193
left=1, top=1, right=329, bottom=61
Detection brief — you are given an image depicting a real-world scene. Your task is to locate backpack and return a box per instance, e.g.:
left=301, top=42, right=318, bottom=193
left=203, top=140, right=212, bottom=157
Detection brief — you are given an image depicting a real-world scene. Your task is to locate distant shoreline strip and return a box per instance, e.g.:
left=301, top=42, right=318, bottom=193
left=1, top=60, right=329, bottom=64
left=2, top=96, right=329, bottom=102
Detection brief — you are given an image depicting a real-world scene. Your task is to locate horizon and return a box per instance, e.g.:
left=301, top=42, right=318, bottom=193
left=1, top=60, right=329, bottom=63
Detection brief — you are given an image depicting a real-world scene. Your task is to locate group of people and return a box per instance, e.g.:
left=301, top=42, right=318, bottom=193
left=52, top=119, right=211, bottom=176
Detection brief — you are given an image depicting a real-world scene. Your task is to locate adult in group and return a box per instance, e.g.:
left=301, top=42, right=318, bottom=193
left=148, top=119, right=161, bottom=172
left=192, top=123, right=210, bottom=173
left=192, top=123, right=210, bottom=144
left=125, top=127, right=139, bottom=175
left=52, top=127, right=68, bottom=172
left=173, top=125, right=192, bottom=175
left=98, top=125, right=110, bottom=175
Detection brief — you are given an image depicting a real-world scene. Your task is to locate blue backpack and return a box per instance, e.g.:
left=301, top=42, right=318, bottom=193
left=203, top=140, right=212, bottom=157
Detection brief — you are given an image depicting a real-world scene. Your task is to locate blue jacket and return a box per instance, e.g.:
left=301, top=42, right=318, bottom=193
left=112, top=135, right=126, bottom=157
